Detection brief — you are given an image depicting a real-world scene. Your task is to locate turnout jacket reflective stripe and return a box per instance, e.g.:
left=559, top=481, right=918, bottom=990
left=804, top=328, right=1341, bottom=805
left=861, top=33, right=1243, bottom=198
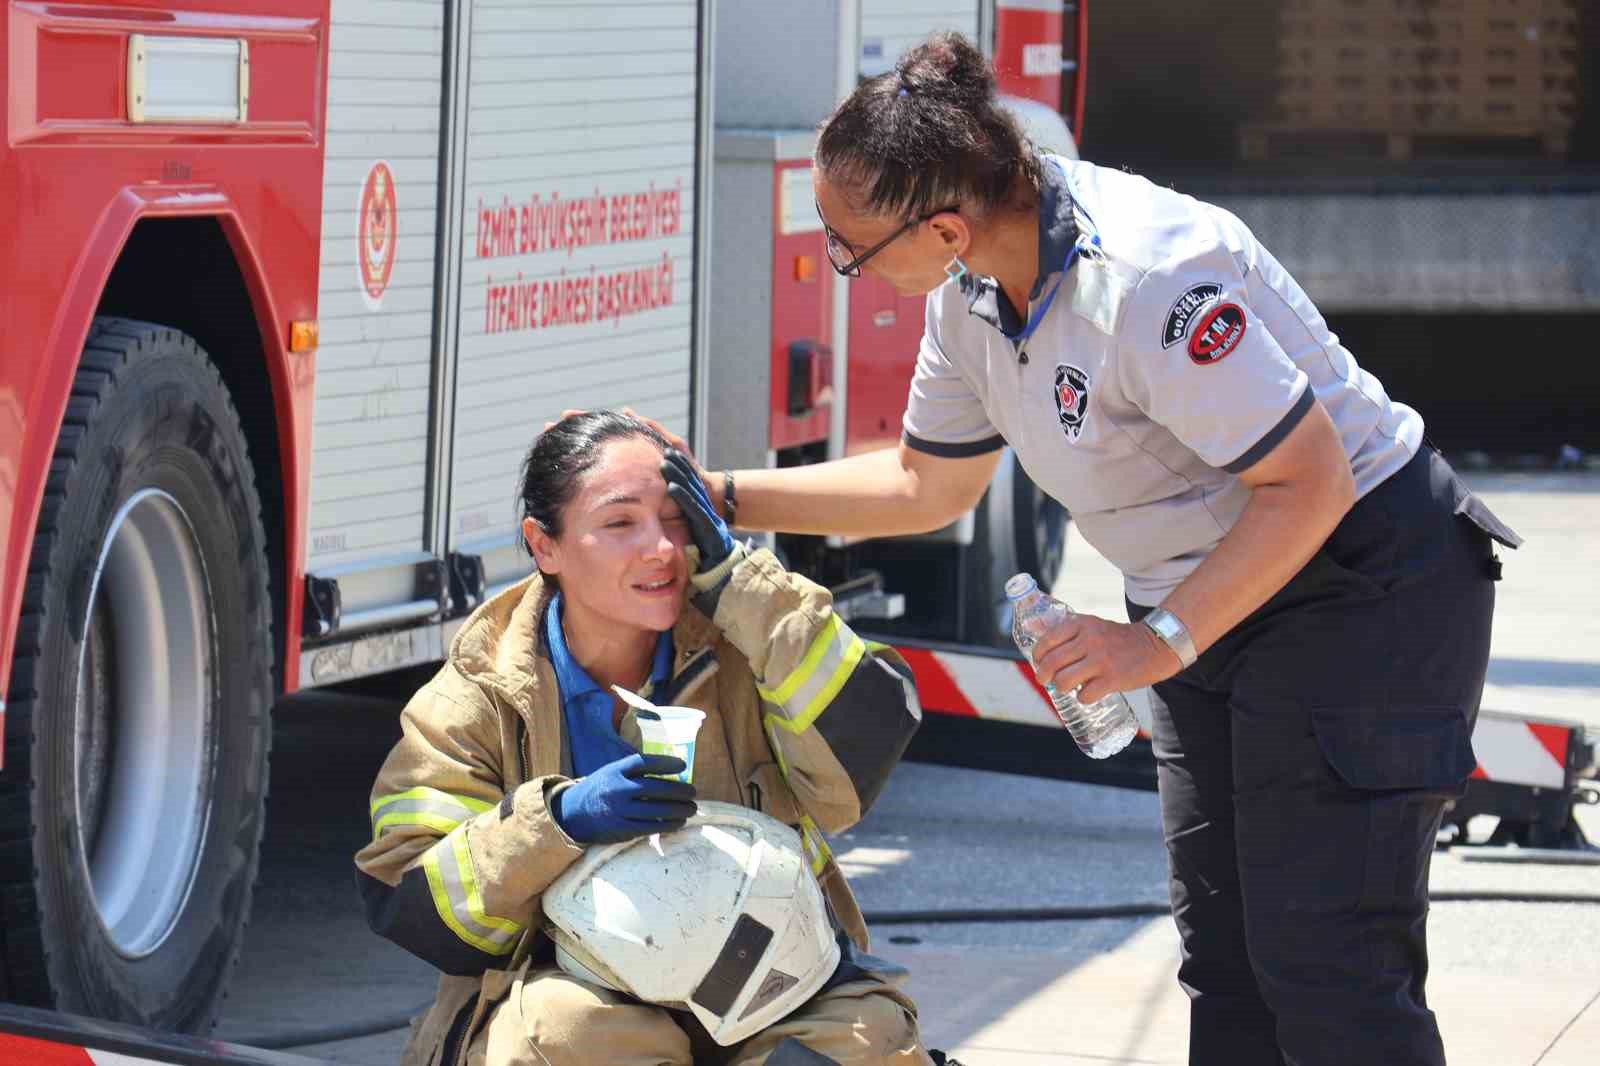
left=353, top=548, right=922, bottom=1066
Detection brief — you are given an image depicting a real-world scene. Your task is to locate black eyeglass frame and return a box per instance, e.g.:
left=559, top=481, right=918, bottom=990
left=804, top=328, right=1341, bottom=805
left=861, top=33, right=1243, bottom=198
left=817, top=200, right=961, bottom=278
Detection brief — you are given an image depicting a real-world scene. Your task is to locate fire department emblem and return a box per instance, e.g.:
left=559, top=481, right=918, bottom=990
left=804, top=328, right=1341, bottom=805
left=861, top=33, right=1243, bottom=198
left=1188, top=302, right=1247, bottom=365
left=358, top=161, right=398, bottom=310
left=1053, top=363, right=1091, bottom=442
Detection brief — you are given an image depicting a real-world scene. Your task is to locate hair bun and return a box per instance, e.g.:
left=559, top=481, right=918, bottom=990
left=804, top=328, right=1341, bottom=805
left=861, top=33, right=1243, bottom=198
left=817, top=30, right=1039, bottom=221
left=895, top=32, right=995, bottom=103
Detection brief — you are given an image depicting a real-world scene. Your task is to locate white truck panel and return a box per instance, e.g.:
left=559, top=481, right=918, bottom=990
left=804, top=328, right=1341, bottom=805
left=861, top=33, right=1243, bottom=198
left=860, top=0, right=981, bottom=76
left=307, top=0, right=446, bottom=570
left=307, top=510, right=427, bottom=560
left=465, top=142, right=694, bottom=188
left=468, top=96, right=695, bottom=137
left=316, top=311, right=433, bottom=350
left=446, top=0, right=700, bottom=550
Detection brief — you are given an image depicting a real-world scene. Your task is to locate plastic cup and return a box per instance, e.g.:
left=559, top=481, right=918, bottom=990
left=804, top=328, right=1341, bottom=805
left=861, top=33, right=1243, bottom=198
left=635, top=706, right=705, bottom=783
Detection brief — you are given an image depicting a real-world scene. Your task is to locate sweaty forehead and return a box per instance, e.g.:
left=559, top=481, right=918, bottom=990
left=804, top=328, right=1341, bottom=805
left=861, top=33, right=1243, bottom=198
left=573, top=437, right=666, bottom=509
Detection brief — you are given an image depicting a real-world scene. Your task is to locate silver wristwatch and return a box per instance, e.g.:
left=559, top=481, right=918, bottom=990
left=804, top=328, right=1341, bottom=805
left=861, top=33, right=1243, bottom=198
left=1142, top=607, right=1198, bottom=669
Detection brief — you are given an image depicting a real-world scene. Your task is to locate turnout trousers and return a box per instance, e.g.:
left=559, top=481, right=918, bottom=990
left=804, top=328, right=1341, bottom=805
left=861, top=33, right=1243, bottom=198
left=471, top=967, right=929, bottom=1066
left=1133, top=447, right=1516, bottom=1066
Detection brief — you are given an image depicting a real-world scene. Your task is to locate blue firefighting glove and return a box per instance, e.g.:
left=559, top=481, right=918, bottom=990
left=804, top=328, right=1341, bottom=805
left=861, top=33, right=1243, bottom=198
left=549, top=753, right=697, bottom=844
left=660, top=448, right=741, bottom=616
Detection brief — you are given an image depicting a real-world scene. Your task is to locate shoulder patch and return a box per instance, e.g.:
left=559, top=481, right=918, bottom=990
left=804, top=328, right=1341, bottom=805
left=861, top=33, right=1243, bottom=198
left=1053, top=363, right=1091, bottom=442
left=1188, top=303, right=1247, bottom=365
left=1161, top=283, right=1222, bottom=348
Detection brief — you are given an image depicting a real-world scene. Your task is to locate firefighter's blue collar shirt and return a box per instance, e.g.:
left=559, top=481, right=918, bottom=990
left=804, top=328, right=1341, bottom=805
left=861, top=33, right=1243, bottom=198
left=545, top=591, right=675, bottom=776
left=904, top=153, right=1423, bottom=607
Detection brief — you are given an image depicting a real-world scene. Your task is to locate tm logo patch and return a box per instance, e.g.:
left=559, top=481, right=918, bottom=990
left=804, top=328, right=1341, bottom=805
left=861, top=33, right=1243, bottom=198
left=1161, top=283, right=1222, bottom=348
left=1054, top=363, right=1091, bottom=442
left=1188, top=303, right=1247, bottom=365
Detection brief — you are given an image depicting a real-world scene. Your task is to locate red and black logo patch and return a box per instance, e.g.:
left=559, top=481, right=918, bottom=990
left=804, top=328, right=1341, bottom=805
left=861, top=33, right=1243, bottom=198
left=1187, top=303, right=1246, bottom=365
left=1053, top=363, right=1090, bottom=442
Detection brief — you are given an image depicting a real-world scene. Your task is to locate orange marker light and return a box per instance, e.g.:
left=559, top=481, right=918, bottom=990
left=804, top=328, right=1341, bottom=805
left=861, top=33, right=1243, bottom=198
left=289, top=320, right=319, bottom=352
left=793, top=255, right=818, bottom=283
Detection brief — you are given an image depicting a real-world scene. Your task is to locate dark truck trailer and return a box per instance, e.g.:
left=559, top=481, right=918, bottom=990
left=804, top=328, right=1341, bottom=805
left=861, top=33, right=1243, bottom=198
left=1079, top=0, right=1600, bottom=459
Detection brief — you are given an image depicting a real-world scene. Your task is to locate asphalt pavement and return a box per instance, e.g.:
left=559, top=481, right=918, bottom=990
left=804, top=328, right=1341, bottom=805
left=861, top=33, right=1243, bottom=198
left=212, top=468, right=1600, bottom=1064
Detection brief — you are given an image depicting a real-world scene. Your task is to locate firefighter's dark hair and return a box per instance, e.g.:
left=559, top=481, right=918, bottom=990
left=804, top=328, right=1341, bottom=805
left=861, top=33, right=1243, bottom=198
left=815, top=31, right=1042, bottom=221
left=518, top=411, right=671, bottom=563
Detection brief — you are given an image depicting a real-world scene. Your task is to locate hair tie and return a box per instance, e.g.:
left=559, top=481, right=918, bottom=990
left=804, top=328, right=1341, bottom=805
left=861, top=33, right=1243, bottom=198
left=898, top=86, right=909, bottom=97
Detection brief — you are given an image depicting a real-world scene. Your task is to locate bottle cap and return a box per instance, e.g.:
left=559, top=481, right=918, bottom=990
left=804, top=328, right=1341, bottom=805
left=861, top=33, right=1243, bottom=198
left=1004, top=573, right=1038, bottom=600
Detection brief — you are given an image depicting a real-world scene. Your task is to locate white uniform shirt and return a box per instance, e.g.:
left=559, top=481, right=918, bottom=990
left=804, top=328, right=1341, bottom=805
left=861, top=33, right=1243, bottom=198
left=903, top=156, right=1422, bottom=606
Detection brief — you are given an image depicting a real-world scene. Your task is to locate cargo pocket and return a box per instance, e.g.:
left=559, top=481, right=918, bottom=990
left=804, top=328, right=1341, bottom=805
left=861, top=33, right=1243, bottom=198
left=1450, top=479, right=1522, bottom=580
left=1311, top=705, right=1476, bottom=792
left=1356, top=789, right=1448, bottom=916
left=1452, top=489, right=1521, bottom=550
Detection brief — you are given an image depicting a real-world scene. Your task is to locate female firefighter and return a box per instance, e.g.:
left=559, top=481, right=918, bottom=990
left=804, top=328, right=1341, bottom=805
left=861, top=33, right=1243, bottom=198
left=652, top=33, right=1522, bottom=1066
left=354, top=412, right=933, bottom=1066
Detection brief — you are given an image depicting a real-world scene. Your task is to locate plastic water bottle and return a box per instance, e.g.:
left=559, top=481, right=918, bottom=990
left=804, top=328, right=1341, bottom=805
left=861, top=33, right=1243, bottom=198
left=1005, top=573, right=1139, bottom=759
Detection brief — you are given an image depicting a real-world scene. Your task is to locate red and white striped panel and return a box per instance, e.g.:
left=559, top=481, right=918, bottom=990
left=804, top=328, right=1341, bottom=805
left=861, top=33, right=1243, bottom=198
left=0, top=1032, right=174, bottom=1064
left=0, top=1030, right=310, bottom=1066
left=897, top=647, right=1578, bottom=789
left=895, top=646, right=1154, bottom=737
left=1471, top=710, right=1572, bottom=790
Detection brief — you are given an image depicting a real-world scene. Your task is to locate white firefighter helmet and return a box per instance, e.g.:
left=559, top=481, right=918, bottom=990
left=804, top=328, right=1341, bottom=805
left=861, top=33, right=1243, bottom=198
left=542, top=801, right=840, bottom=1046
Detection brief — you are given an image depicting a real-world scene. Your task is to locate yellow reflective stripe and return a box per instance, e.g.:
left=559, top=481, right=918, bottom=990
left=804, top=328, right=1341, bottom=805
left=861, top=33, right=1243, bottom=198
left=451, top=833, right=522, bottom=941
left=419, top=834, right=521, bottom=956
left=757, top=615, right=866, bottom=731
left=419, top=847, right=496, bottom=955
left=864, top=640, right=891, bottom=655
left=798, top=815, right=830, bottom=876
left=793, top=633, right=863, bottom=728
left=373, top=810, right=463, bottom=841
left=370, top=787, right=493, bottom=841
left=758, top=615, right=845, bottom=705
left=764, top=715, right=791, bottom=777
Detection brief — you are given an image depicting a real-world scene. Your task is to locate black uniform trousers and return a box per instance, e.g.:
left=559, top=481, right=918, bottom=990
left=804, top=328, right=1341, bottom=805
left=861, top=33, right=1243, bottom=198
left=1131, top=447, right=1518, bottom=1066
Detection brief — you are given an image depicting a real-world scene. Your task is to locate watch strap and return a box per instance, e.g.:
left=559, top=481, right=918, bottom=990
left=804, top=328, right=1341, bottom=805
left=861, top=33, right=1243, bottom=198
left=1142, top=607, right=1198, bottom=669
left=721, top=470, right=737, bottom=525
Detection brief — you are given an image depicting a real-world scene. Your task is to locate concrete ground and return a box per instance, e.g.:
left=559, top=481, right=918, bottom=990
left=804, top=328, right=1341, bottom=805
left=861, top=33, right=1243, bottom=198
left=213, top=468, right=1600, bottom=1065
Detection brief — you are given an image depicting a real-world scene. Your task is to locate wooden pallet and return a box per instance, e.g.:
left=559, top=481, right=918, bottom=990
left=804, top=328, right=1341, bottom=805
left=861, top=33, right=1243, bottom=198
left=1238, top=122, right=1570, bottom=161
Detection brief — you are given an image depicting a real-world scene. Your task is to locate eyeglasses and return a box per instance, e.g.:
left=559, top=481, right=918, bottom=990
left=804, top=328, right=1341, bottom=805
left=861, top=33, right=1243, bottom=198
left=817, top=200, right=960, bottom=278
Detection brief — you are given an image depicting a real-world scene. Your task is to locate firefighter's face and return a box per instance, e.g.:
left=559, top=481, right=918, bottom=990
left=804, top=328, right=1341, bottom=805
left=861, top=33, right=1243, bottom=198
left=525, top=436, right=691, bottom=637
left=813, top=171, right=965, bottom=295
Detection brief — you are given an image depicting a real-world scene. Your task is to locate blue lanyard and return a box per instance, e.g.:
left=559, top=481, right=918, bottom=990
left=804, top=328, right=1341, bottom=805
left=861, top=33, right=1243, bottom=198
left=1006, top=231, right=1099, bottom=347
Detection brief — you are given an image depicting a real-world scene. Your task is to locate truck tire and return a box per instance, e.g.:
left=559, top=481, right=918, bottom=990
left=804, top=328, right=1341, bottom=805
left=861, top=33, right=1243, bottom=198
left=0, top=318, right=273, bottom=1032
left=965, top=452, right=1069, bottom=647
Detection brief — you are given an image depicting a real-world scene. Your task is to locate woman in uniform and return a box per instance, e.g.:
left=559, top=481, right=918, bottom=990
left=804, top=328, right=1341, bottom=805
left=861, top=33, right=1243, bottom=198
left=355, top=412, right=932, bottom=1066
left=662, top=33, right=1520, bottom=1066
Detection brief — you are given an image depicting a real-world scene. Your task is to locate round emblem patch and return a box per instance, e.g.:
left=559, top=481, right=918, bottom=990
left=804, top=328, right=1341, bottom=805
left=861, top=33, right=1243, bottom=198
left=358, top=161, right=398, bottom=311
left=1054, top=363, right=1090, bottom=442
left=1188, top=302, right=1246, bottom=365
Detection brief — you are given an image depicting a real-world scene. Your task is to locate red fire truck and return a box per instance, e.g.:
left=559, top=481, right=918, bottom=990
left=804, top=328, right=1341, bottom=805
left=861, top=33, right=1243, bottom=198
left=0, top=0, right=1588, bottom=1056
left=0, top=0, right=1090, bottom=1037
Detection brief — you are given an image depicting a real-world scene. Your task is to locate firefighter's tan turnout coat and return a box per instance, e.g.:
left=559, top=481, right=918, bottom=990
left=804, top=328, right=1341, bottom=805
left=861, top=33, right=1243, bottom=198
left=354, top=548, right=926, bottom=1065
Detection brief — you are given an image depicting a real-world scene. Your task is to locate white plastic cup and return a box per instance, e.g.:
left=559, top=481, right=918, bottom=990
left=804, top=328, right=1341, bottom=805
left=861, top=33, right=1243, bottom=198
left=636, top=706, right=705, bottom=783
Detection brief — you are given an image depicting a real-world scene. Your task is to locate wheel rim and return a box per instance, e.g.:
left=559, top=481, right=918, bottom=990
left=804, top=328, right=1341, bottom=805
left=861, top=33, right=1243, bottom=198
left=75, top=489, right=217, bottom=959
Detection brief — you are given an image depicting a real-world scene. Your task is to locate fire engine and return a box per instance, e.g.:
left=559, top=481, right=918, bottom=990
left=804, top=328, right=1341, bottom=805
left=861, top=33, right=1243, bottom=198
left=0, top=0, right=1589, bottom=1058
